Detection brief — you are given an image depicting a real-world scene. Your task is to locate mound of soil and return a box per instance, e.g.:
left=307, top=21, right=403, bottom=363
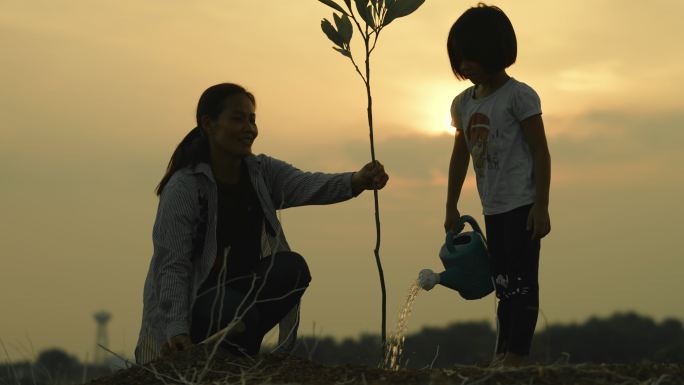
left=84, top=345, right=684, bottom=385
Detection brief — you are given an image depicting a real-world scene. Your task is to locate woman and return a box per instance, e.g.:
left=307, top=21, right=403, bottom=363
left=135, top=83, right=389, bottom=364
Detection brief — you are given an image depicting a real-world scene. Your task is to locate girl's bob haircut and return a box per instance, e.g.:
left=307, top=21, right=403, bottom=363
left=447, top=3, right=517, bottom=80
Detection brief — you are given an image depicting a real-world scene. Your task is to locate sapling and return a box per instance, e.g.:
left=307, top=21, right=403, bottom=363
left=317, top=0, right=425, bottom=353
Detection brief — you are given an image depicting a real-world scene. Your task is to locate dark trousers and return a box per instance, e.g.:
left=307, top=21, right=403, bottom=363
left=190, top=251, right=311, bottom=356
left=485, top=204, right=540, bottom=356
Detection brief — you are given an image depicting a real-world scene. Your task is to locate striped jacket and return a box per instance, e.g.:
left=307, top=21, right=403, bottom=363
left=135, top=154, right=355, bottom=364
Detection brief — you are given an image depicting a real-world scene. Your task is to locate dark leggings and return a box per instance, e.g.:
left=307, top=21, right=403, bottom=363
left=485, top=204, right=540, bottom=356
left=189, top=251, right=311, bottom=356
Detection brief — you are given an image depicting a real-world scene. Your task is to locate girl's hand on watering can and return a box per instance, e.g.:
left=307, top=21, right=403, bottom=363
left=527, top=204, right=551, bottom=240
left=444, top=207, right=462, bottom=233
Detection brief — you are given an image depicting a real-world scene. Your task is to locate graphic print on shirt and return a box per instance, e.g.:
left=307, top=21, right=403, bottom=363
left=466, top=113, right=499, bottom=171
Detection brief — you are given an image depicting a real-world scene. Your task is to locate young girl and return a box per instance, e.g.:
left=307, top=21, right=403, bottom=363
left=135, top=83, right=389, bottom=364
left=444, top=3, right=551, bottom=366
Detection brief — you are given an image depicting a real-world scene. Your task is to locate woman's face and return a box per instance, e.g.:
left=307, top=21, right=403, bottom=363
left=204, top=93, right=257, bottom=158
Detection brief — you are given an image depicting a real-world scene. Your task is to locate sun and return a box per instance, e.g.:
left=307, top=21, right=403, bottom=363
left=414, top=112, right=456, bottom=136
left=405, top=83, right=466, bottom=136
left=415, top=85, right=462, bottom=136
left=444, top=114, right=456, bottom=135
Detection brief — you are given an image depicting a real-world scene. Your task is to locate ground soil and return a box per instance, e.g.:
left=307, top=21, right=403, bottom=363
left=84, top=345, right=684, bottom=385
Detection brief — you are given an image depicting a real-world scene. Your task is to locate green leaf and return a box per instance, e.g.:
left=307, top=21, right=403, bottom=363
left=354, top=0, right=375, bottom=28
left=383, top=0, right=425, bottom=26
left=333, top=47, right=352, bottom=58
left=334, top=13, right=354, bottom=43
left=321, top=18, right=345, bottom=47
left=318, top=0, right=348, bottom=15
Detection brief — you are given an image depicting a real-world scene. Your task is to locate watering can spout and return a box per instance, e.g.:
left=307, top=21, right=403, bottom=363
left=418, top=269, right=440, bottom=291
left=419, top=215, right=494, bottom=300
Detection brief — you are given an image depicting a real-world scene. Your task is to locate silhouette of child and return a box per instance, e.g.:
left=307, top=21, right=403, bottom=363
left=443, top=3, right=552, bottom=367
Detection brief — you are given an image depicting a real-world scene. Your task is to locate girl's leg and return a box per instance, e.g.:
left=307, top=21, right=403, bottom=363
left=485, top=212, right=510, bottom=356
left=502, top=204, right=540, bottom=357
left=486, top=204, right=541, bottom=360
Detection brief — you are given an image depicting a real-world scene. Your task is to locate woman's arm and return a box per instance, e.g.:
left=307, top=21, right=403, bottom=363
left=151, top=179, right=198, bottom=343
left=263, top=156, right=358, bottom=209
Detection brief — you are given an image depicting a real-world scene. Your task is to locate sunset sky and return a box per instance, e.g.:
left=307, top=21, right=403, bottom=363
left=1, top=0, right=683, bottom=363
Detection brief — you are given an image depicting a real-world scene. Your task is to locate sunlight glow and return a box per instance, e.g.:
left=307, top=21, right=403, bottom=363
left=444, top=114, right=456, bottom=135
left=409, top=83, right=466, bottom=137
left=419, top=112, right=456, bottom=136
left=410, top=101, right=458, bottom=137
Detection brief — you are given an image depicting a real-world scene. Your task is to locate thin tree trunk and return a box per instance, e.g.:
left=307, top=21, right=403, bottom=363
left=364, top=36, right=387, bottom=357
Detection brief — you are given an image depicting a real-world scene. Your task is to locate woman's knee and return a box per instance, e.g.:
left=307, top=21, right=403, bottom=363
left=257, top=251, right=311, bottom=288
left=273, top=251, right=311, bottom=286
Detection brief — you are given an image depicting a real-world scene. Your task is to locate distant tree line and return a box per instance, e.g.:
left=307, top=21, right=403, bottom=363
left=288, top=312, right=684, bottom=368
left=2, top=312, right=682, bottom=384
left=0, top=349, right=122, bottom=385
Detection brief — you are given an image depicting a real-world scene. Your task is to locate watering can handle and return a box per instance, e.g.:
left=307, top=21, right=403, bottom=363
left=445, top=215, right=485, bottom=253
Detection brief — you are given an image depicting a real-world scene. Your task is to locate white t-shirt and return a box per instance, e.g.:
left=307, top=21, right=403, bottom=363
left=451, top=78, right=542, bottom=215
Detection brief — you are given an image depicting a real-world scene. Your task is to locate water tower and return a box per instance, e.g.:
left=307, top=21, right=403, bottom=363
left=93, top=311, right=111, bottom=365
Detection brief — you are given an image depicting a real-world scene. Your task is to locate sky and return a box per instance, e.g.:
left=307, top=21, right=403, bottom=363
left=1, top=0, right=683, bottom=363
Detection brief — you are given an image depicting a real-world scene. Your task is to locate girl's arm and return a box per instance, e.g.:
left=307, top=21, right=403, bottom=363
left=445, top=128, right=470, bottom=232
left=521, top=114, right=551, bottom=239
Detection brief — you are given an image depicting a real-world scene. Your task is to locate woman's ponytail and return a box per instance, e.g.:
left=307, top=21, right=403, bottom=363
left=155, top=126, right=210, bottom=196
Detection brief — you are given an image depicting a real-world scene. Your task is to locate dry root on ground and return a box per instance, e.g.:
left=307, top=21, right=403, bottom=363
left=84, top=345, right=684, bottom=385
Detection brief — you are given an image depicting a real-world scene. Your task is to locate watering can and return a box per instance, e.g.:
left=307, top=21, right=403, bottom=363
left=418, top=215, right=494, bottom=300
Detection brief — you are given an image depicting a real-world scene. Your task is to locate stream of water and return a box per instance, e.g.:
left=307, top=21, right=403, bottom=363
left=383, top=281, right=421, bottom=371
